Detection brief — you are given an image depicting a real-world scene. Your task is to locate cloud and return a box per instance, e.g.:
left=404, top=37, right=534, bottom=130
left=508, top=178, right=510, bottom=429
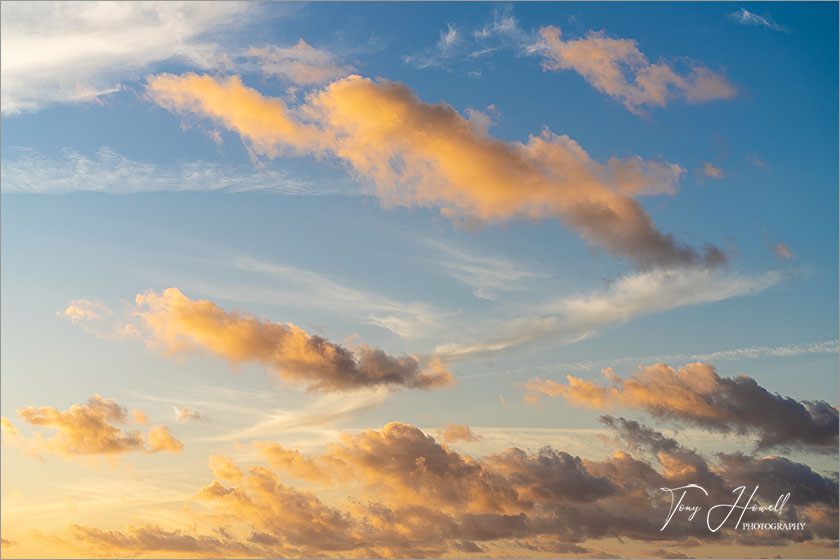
left=402, top=23, right=462, bottom=69
left=231, top=255, right=447, bottom=338
left=775, top=243, right=794, bottom=260
left=134, top=287, right=454, bottom=392
left=244, top=39, right=354, bottom=85
left=41, top=420, right=840, bottom=557
left=728, top=8, right=790, bottom=33
left=425, top=240, right=543, bottom=300
left=146, top=72, right=725, bottom=269
left=543, top=266, right=776, bottom=329
left=147, top=425, right=184, bottom=454
left=403, top=6, right=533, bottom=72
left=435, top=266, right=779, bottom=361
left=438, top=424, right=482, bottom=443
left=538, top=26, right=736, bottom=113
left=259, top=422, right=615, bottom=514
left=58, top=299, right=111, bottom=323
left=173, top=405, right=204, bottom=423
left=3, top=395, right=183, bottom=459
left=541, top=338, right=839, bottom=373
left=526, top=362, right=839, bottom=451
left=702, top=162, right=724, bottom=179
left=218, top=386, right=390, bottom=441
left=0, top=1, right=253, bottom=114
left=54, top=523, right=262, bottom=558
left=131, top=409, right=149, bottom=425
left=1, top=146, right=337, bottom=195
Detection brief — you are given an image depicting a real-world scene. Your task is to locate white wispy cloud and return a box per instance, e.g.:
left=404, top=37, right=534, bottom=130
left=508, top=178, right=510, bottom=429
left=728, top=8, right=790, bottom=33
left=402, top=6, right=533, bottom=72
left=218, top=387, right=390, bottom=441
left=0, top=147, right=340, bottom=195
left=242, top=39, right=354, bottom=85
left=435, top=266, right=783, bottom=361
left=1, top=1, right=256, bottom=114
left=425, top=240, right=544, bottom=300
left=515, top=339, right=840, bottom=376
left=230, top=256, right=452, bottom=338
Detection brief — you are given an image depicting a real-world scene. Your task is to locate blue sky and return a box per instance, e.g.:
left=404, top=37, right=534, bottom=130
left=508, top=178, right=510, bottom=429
left=1, top=2, right=838, bottom=559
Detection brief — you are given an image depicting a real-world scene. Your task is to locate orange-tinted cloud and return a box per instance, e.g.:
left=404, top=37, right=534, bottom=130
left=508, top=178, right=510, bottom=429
left=59, top=299, right=110, bottom=323
left=148, top=425, right=184, bottom=454
left=702, top=162, right=724, bottom=179
left=47, top=420, right=839, bottom=557
left=132, top=409, right=149, bottom=425
left=134, top=287, right=454, bottom=392
left=538, top=26, right=736, bottom=113
left=4, top=395, right=183, bottom=459
left=775, top=243, right=794, bottom=259
left=54, top=523, right=262, bottom=558
left=146, top=72, right=725, bottom=269
left=438, top=424, right=481, bottom=443
left=259, top=422, right=613, bottom=514
left=525, top=362, right=839, bottom=450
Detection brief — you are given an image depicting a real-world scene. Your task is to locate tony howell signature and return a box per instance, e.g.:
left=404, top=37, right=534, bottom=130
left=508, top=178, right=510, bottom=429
left=659, top=484, right=803, bottom=533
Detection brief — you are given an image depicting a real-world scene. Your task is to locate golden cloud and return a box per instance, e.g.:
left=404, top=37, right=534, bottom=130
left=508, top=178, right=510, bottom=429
left=3, top=395, right=183, bottom=459
left=146, top=72, right=724, bottom=269
left=538, top=26, right=736, bottom=113
left=49, top=420, right=837, bottom=557
left=134, top=287, right=454, bottom=392
left=525, top=362, right=839, bottom=450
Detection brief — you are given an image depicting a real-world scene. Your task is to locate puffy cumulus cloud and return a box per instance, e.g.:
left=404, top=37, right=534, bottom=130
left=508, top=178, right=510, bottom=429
left=715, top=452, right=839, bottom=506
left=134, top=288, right=454, bottom=392
left=145, top=72, right=726, bottom=269
left=195, top=467, right=361, bottom=554
left=438, top=424, right=481, bottom=443
left=525, top=363, right=839, bottom=451
left=3, top=395, right=183, bottom=459
left=538, top=26, right=736, bottom=113
left=257, top=422, right=614, bottom=514
left=600, top=415, right=838, bottom=522
left=244, top=40, right=353, bottom=85
left=0, top=1, right=253, bottom=114
left=42, top=420, right=839, bottom=557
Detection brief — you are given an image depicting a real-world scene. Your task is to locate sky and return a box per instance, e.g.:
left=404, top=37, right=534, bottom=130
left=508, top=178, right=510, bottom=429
left=0, top=2, right=838, bottom=559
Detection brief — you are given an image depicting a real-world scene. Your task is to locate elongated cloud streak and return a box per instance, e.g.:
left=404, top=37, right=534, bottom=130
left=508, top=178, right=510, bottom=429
left=538, top=26, right=736, bottom=113
left=2, top=395, right=182, bottom=458
left=135, top=288, right=453, bottom=392
left=146, top=72, right=725, bottom=269
left=435, top=266, right=779, bottom=361
left=526, top=363, right=839, bottom=450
